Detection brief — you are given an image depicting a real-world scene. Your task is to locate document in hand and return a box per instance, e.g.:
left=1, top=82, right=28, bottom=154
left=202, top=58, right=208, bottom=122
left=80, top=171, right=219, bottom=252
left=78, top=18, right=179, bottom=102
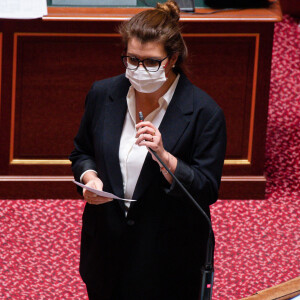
left=73, top=180, right=137, bottom=202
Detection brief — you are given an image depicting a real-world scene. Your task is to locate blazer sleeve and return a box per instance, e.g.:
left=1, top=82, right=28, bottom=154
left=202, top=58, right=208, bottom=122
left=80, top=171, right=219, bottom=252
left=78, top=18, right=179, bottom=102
left=165, top=106, right=227, bottom=206
left=69, top=83, right=98, bottom=195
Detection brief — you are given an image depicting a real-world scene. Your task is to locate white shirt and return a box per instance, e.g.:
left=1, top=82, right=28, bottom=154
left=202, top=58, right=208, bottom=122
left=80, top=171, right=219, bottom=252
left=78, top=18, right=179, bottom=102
left=120, top=74, right=180, bottom=211
left=81, top=74, right=180, bottom=212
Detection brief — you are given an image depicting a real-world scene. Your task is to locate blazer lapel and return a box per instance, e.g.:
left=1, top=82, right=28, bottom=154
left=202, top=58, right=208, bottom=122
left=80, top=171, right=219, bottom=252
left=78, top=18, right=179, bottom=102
left=103, top=75, right=129, bottom=199
left=132, top=74, right=194, bottom=202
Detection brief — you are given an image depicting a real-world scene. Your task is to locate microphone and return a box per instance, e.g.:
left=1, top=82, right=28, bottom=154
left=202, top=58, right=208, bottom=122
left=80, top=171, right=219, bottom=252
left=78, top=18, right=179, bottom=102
left=138, top=111, right=144, bottom=123
left=138, top=112, right=214, bottom=300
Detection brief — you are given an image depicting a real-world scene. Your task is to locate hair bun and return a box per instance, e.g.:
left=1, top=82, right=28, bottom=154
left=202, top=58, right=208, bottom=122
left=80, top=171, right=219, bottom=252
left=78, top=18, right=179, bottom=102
left=156, top=0, right=180, bottom=23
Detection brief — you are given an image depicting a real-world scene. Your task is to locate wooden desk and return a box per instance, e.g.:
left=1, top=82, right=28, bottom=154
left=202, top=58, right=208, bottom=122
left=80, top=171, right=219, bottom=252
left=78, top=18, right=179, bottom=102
left=0, top=3, right=282, bottom=199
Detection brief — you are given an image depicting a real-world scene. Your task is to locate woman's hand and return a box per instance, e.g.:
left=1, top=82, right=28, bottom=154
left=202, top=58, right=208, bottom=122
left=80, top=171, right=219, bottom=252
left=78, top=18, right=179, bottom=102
left=135, top=121, right=168, bottom=162
left=82, top=171, right=113, bottom=205
left=135, top=121, right=178, bottom=183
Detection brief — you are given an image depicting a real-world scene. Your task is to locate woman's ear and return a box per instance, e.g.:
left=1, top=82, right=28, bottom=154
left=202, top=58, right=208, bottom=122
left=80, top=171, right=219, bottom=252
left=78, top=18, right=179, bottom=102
left=170, top=53, right=179, bottom=67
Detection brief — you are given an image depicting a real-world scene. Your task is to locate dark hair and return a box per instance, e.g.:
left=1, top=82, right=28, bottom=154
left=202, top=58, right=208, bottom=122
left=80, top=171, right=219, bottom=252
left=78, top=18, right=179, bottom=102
left=118, top=0, right=188, bottom=74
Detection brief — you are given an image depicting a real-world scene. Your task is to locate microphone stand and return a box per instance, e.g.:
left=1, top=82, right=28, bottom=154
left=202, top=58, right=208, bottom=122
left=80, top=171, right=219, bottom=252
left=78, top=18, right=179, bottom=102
left=139, top=112, right=214, bottom=300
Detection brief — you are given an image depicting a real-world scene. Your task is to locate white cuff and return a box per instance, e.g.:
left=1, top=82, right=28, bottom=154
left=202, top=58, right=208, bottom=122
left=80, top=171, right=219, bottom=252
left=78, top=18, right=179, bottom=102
left=80, top=170, right=98, bottom=183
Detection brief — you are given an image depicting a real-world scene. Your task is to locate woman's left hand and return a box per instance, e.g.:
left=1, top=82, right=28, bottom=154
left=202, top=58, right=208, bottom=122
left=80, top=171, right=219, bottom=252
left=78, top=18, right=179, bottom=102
left=135, top=121, right=167, bottom=162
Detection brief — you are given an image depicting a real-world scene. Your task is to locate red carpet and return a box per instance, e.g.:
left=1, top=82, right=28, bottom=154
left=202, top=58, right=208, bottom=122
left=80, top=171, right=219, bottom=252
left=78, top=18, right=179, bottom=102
left=0, top=15, right=299, bottom=299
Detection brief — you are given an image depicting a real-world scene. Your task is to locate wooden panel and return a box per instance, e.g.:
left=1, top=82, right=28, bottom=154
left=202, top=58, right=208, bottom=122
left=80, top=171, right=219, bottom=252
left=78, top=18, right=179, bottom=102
left=10, top=33, right=257, bottom=166
left=0, top=33, right=2, bottom=118
left=184, top=34, right=258, bottom=164
left=0, top=176, right=78, bottom=199
left=0, top=7, right=280, bottom=198
left=44, top=2, right=282, bottom=22
left=280, top=0, right=300, bottom=17
left=11, top=33, right=124, bottom=164
left=0, top=175, right=265, bottom=199
left=219, top=176, right=266, bottom=199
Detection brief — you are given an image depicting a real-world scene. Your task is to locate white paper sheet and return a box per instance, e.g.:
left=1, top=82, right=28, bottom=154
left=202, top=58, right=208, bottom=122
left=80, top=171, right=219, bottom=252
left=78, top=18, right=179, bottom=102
left=73, top=180, right=136, bottom=202
left=0, top=0, right=48, bottom=19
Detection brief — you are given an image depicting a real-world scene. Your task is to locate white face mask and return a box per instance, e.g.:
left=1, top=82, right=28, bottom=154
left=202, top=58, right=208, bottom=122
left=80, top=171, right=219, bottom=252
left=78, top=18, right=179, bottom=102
left=125, top=65, right=167, bottom=93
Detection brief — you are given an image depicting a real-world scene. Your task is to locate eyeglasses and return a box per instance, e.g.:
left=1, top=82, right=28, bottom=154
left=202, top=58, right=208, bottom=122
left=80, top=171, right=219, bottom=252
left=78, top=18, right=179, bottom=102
left=121, top=55, right=168, bottom=72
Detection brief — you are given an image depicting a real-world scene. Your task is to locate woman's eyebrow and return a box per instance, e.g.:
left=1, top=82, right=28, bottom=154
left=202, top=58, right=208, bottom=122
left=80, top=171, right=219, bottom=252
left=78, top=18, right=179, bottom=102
left=127, top=53, right=161, bottom=59
left=127, top=52, right=139, bottom=57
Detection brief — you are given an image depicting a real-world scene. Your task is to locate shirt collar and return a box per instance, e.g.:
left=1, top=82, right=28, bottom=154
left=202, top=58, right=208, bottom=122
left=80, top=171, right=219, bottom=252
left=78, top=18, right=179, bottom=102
left=161, top=73, right=180, bottom=106
left=126, top=74, right=180, bottom=123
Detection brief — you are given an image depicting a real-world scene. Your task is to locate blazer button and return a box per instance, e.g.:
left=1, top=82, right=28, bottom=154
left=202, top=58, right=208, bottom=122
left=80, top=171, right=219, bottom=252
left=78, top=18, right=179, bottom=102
left=127, top=219, right=135, bottom=226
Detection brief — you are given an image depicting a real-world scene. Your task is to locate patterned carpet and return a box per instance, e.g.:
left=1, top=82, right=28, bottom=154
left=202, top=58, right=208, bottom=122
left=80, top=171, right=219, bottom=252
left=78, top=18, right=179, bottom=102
left=0, top=15, right=299, bottom=299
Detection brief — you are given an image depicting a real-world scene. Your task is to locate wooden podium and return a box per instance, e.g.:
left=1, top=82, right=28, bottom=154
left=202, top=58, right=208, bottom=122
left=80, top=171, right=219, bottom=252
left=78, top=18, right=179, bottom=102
left=0, top=3, right=282, bottom=199
left=241, top=276, right=300, bottom=300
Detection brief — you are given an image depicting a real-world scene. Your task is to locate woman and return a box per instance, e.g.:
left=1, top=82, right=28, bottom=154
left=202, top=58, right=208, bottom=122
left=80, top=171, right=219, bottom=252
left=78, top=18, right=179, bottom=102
left=69, top=1, right=226, bottom=299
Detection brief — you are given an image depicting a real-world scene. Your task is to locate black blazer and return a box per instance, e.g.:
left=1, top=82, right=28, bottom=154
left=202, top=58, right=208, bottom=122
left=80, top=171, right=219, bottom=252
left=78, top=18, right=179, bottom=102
left=69, top=73, right=226, bottom=300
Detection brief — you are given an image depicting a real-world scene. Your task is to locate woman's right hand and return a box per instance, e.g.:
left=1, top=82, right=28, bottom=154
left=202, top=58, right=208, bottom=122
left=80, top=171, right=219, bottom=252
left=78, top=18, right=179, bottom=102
left=82, top=171, right=113, bottom=205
